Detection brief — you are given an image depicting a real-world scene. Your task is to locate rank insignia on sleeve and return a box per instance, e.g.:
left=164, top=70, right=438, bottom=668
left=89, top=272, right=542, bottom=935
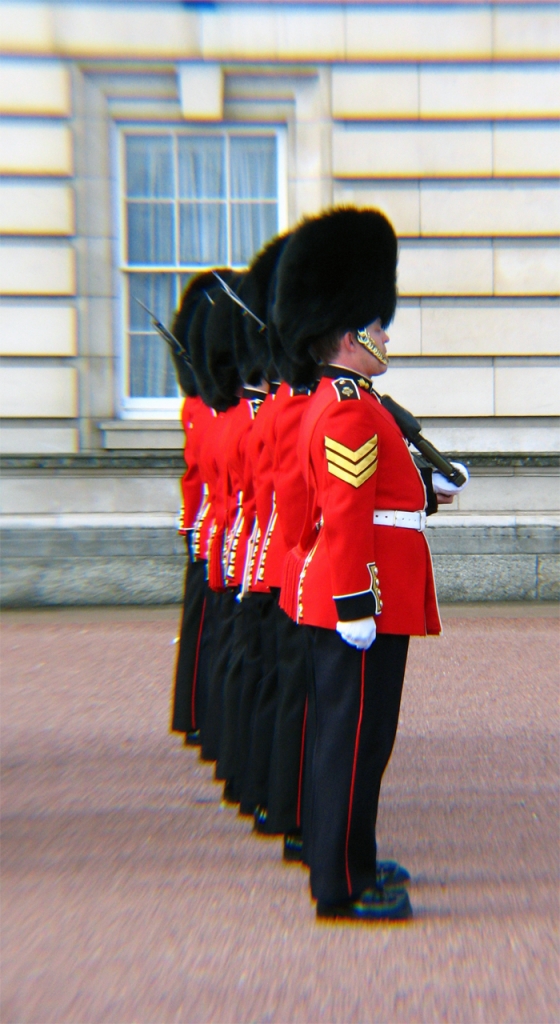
left=332, top=378, right=361, bottom=402
left=325, top=434, right=378, bottom=487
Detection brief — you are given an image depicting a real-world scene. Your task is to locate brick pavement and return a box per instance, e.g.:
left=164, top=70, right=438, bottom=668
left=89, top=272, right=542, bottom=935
left=1, top=605, right=558, bottom=1024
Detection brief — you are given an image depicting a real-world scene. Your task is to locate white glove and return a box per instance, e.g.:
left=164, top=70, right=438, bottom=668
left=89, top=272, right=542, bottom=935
left=432, top=462, right=469, bottom=496
left=336, top=617, right=377, bottom=650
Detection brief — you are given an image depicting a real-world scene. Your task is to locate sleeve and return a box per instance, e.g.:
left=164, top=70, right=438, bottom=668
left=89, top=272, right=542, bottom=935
left=179, top=398, right=204, bottom=532
left=316, top=400, right=382, bottom=621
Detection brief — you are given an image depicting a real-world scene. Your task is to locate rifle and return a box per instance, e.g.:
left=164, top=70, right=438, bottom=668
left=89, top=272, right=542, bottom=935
left=380, top=395, right=467, bottom=487
left=133, top=297, right=192, bottom=368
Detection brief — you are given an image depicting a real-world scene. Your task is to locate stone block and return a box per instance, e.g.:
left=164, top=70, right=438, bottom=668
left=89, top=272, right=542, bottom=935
left=0, top=474, right=181, bottom=515
left=0, top=3, right=53, bottom=54
left=0, top=557, right=185, bottom=607
left=420, top=182, right=560, bottom=238
left=384, top=365, right=494, bottom=417
left=420, top=302, right=560, bottom=357
left=455, top=474, right=560, bottom=514
left=277, top=10, right=345, bottom=59
left=79, top=237, right=114, bottom=299
left=386, top=304, right=422, bottom=356
left=494, top=125, right=560, bottom=177
left=494, top=243, right=560, bottom=296
left=432, top=554, right=538, bottom=601
left=0, top=60, right=70, bottom=115
left=53, top=4, right=199, bottom=59
left=333, top=125, right=492, bottom=178
left=426, top=524, right=560, bottom=556
left=334, top=183, right=420, bottom=236
left=398, top=242, right=493, bottom=296
left=420, top=417, right=560, bottom=454
left=0, top=122, right=73, bottom=176
left=75, top=178, right=113, bottom=239
left=495, top=366, right=560, bottom=417
left=0, top=367, right=78, bottom=419
left=0, top=427, right=78, bottom=455
left=332, top=67, right=418, bottom=118
left=0, top=244, right=75, bottom=296
left=201, top=10, right=277, bottom=59
left=178, top=64, right=222, bottom=121
left=0, top=183, right=74, bottom=235
left=0, top=306, right=76, bottom=356
left=494, top=8, right=560, bottom=58
left=537, top=555, right=560, bottom=600
left=420, top=66, right=559, bottom=119
left=344, top=9, right=491, bottom=59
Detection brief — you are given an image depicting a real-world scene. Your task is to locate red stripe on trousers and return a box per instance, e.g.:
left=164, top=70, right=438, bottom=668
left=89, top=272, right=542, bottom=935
left=296, top=696, right=308, bottom=828
left=190, top=596, right=206, bottom=729
left=345, top=650, right=366, bottom=896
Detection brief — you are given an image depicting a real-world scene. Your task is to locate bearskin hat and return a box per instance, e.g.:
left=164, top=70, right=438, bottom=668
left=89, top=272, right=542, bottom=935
left=188, top=270, right=244, bottom=411
left=272, top=207, right=398, bottom=375
left=233, top=233, right=291, bottom=384
left=170, top=269, right=231, bottom=398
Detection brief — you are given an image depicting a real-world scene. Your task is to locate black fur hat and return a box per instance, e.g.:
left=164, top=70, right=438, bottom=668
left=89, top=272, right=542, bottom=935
left=272, top=207, right=398, bottom=370
left=188, top=271, right=244, bottom=411
left=205, top=271, right=245, bottom=409
left=170, top=269, right=231, bottom=398
left=233, top=233, right=291, bottom=384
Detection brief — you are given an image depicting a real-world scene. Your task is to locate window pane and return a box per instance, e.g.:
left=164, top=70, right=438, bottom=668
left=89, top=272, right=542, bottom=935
left=129, top=336, right=177, bottom=397
left=231, top=202, right=278, bottom=265
left=126, top=136, right=173, bottom=198
left=127, top=202, right=174, bottom=265
left=178, top=137, right=225, bottom=199
left=179, top=202, right=226, bottom=264
left=230, top=136, right=277, bottom=199
left=128, top=273, right=177, bottom=397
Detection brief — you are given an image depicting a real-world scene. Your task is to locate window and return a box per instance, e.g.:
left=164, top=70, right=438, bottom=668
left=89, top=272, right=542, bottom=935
left=120, top=129, right=285, bottom=410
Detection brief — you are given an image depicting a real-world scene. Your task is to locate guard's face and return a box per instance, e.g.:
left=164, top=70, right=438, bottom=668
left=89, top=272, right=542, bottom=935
left=356, top=319, right=390, bottom=377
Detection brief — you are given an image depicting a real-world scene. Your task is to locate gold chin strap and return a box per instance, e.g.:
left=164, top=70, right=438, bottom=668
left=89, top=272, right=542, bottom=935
left=356, top=328, right=389, bottom=366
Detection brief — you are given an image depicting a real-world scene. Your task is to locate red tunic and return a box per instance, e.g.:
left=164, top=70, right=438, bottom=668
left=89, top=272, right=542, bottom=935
left=221, top=391, right=265, bottom=589
left=198, top=409, right=230, bottom=589
left=252, top=383, right=313, bottom=591
left=245, top=390, right=278, bottom=593
left=179, top=397, right=217, bottom=562
left=280, top=370, right=441, bottom=637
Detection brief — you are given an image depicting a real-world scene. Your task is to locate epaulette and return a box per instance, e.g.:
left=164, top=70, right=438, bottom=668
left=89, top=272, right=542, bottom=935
left=290, top=384, right=313, bottom=397
left=331, top=378, right=361, bottom=402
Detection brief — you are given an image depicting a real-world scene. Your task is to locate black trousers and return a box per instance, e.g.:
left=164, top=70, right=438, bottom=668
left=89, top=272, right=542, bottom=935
left=266, top=605, right=311, bottom=834
left=200, top=588, right=238, bottom=763
left=170, top=558, right=207, bottom=735
left=241, top=590, right=279, bottom=813
left=306, top=628, right=409, bottom=904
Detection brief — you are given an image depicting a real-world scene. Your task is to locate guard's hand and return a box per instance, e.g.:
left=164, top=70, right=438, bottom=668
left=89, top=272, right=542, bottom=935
left=336, top=617, right=377, bottom=650
left=432, top=462, right=469, bottom=496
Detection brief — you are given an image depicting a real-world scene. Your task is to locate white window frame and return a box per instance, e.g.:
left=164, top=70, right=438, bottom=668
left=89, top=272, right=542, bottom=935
left=116, top=124, right=288, bottom=418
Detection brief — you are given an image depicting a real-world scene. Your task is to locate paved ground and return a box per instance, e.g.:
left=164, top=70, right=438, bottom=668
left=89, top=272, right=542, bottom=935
left=1, top=605, right=558, bottom=1024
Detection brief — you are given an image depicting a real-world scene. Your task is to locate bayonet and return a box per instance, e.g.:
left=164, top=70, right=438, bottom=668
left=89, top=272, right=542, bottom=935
left=212, top=272, right=267, bottom=332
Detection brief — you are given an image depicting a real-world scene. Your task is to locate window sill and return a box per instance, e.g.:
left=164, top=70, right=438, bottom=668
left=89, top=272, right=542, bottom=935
left=99, top=420, right=183, bottom=451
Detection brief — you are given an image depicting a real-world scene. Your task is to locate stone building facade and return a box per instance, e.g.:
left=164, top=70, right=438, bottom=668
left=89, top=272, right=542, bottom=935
left=0, top=0, right=558, bottom=603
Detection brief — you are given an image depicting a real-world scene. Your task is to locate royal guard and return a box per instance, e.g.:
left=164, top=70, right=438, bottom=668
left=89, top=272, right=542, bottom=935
left=188, top=277, right=245, bottom=762
left=169, top=274, right=227, bottom=745
left=273, top=206, right=443, bottom=921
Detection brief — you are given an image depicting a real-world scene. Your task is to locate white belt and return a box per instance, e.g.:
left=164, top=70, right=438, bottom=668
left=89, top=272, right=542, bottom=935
left=374, top=509, right=426, bottom=531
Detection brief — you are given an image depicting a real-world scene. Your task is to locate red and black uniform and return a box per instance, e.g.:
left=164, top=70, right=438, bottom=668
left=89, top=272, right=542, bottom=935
left=281, top=367, right=441, bottom=904
left=171, top=397, right=215, bottom=738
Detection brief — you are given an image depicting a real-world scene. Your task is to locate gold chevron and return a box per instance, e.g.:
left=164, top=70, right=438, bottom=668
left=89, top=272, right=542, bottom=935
left=326, top=449, right=378, bottom=476
left=325, top=434, right=378, bottom=464
left=327, top=459, right=378, bottom=488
